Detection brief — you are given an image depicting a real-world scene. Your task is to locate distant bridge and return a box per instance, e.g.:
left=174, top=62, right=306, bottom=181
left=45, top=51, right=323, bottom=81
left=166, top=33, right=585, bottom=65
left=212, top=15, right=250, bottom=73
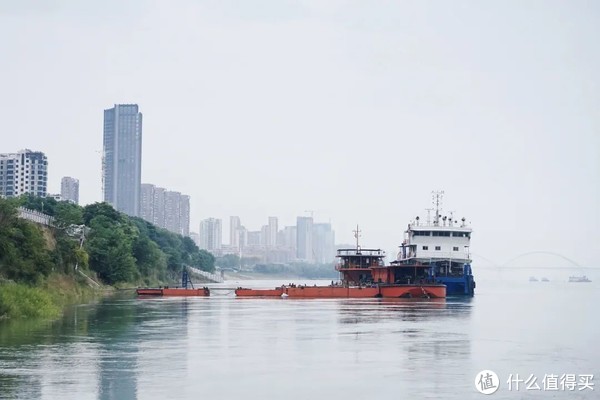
left=471, top=251, right=583, bottom=268
left=502, top=251, right=581, bottom=268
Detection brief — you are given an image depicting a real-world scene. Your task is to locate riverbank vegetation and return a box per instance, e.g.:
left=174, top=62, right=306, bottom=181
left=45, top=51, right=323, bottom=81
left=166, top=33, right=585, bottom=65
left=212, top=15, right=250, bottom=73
left=0, top=196, right=215, bottom=319
left=215, top=254, right=338, bottom=279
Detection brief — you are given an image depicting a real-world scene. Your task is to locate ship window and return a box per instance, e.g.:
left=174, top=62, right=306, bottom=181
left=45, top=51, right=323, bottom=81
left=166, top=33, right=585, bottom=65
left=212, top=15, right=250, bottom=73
left=453, top=247, right=459, bottom=251
left=435, top=246, right=441, bottom=251
left=422, top=246, right=428, bottom=250
left=432, top=231, right=451, bottom=237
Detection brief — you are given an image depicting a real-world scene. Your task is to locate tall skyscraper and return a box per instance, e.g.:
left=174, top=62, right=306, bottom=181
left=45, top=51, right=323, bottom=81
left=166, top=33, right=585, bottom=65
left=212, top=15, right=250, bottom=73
left=296, top=216, right=313, bottom=262
left=313, top=223, right=335, bottom=264
left=283, top=226, right=297, bottom=252
left=164, top=191, right=182, bottom=234
left=0, top=149, right=47, bottom=198
left=180, top=195, right=190, bottom=237
left=230, top=216, right=241, bottom=248
left=152, top=186, right=165, bottom=227
left=199, top=218, right=222, bottom=252
left=267, top=216, right=278, bottom=247
left=102, top=104, right=142, bottom=217
left=60, top=176, right=79, bottom=204
left=140, top=183, right=155, bottom=223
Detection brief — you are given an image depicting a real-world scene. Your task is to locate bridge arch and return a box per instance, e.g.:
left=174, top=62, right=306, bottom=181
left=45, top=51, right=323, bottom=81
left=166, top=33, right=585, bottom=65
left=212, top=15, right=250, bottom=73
left=502, top=251, right=581, bottom=268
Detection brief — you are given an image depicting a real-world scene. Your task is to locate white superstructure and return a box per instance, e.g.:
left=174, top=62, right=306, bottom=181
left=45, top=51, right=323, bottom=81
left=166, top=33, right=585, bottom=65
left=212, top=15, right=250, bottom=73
left=397, top=191, right=472, bottom=265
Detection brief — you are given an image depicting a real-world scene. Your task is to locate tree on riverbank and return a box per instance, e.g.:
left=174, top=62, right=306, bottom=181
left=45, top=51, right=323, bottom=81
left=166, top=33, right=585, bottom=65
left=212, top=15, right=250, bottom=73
left=2, top=196, right=215, bottom=286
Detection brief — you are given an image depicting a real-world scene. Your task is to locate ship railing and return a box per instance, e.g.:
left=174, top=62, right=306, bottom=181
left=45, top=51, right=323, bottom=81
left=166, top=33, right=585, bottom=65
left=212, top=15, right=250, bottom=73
left=335, top=263, right=381, bottom=271
left=336, top=249, right=386, bottom=257
left=397, top=252, right=470, bottom=262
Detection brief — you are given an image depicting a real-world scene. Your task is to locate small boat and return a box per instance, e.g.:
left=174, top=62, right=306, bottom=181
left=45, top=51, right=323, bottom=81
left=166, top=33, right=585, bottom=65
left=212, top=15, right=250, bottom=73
left=568, top=276, right=591, bottom=283
left=541, top=277, right=549, bottom=282
left=529, top=276, right=539, bottom=282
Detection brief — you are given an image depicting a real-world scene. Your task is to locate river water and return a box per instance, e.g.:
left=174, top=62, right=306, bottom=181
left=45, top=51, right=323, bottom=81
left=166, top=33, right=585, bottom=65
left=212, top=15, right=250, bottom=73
left=0, top=267, right=598, bottom=400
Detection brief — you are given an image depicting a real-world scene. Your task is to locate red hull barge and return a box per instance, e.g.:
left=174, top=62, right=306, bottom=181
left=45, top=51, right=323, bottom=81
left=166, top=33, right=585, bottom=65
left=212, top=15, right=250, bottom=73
left=137, top=287, right=210, bottom=296
left=235, top=288, right=284, bottom=297
left=236, top=231, right=447, bottom=299
left=235, top=284, right=445, bottom=299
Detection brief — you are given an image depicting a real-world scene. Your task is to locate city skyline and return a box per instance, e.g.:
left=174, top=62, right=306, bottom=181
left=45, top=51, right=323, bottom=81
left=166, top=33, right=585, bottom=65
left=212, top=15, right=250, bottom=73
left=2, top=2, right=599, bottom=267
left=195, top=214, right=336, bottom=264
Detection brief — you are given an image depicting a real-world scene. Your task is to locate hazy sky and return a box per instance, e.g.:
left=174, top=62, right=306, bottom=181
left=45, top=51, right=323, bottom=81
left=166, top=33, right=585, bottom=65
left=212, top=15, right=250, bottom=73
left=2, top=0, right=599, bottom=267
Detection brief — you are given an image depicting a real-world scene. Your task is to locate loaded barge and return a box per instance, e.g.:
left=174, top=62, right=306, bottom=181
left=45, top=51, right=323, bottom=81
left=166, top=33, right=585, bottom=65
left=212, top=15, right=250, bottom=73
left=235, top=230, right=446, bottom=299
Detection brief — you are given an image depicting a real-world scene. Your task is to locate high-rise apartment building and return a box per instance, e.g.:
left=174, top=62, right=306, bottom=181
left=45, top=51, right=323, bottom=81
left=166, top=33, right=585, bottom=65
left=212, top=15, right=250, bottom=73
left=102, top=104, right=142, bottom=217
left=267, top=216, right=278, bottom=247
left=164, top=191, right=182, bottom=234
left=0, top=149, right=47, bottom=198
left=283, top=226, right=297, bottom=252
left=296, top=216, right=313, bottom=261
left=60, top=176, right=79, bottom=204
left=230, top=216, right=241, bottom=248
left=140, top=183, right=155, bottom=222
left=199, top=218, right=222, bottom=252
left=180, top=195, right=190, bottom=237
left=238, top=226, right=248, bottom=249
left=152, top=186, right=165, bottom=227
left=313, top=223, right=335, bottom=264
left=140, top=184, right=190, bottom=236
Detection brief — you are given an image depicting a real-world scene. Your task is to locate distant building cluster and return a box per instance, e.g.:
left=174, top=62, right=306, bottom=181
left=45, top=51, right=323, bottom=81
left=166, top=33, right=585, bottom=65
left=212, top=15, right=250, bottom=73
left=140, top=183, right=190, bottom=236
left=194, top=215, right=335, bottom=264
left=1, top=104, right=192, bottom=239
left=0, top=105, right=347, bottom=255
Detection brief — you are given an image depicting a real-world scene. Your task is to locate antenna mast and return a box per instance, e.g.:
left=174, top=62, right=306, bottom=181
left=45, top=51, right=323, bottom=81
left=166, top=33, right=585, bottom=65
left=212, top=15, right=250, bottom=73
left=353, top=225, right=361, bottom=250
left=431, top=190, right=444, bottom=226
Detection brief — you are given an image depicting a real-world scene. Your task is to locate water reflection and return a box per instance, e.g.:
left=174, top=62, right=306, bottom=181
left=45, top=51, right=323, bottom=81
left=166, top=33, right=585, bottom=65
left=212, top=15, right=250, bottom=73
left=334, top=297, right=473, bottom=377
left=4, top=282, right=595, bottom=400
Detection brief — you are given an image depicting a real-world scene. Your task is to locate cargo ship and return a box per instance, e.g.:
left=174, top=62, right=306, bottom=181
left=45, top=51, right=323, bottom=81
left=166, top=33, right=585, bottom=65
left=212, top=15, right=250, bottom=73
left=235, top=229, right=446, bottom=299
left=391, top=191, right=475, bottom=296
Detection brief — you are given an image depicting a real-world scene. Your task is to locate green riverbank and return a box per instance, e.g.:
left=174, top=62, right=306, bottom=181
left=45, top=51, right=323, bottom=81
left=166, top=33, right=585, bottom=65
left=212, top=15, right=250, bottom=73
left=0, top=274, right=106, bottom=320
left=0, top=195, right=217, bottom=321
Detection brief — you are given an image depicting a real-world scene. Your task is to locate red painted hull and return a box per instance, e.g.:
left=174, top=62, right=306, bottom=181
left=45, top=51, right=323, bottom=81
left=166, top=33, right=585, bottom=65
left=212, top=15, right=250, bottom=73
left=284, top=286, right=379, bottom=298
left=136, top=288, right=210, bottom=296
left=235, top=284, right=446, bottom=298
left=234, top=288, right=284, bottom=297
left=379, top=284, right=446, bottom=299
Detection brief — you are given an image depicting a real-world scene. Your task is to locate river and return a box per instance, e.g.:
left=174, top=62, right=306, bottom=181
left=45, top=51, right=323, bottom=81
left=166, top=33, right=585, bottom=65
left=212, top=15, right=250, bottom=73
left=0, top=267, right=598, bottom=399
